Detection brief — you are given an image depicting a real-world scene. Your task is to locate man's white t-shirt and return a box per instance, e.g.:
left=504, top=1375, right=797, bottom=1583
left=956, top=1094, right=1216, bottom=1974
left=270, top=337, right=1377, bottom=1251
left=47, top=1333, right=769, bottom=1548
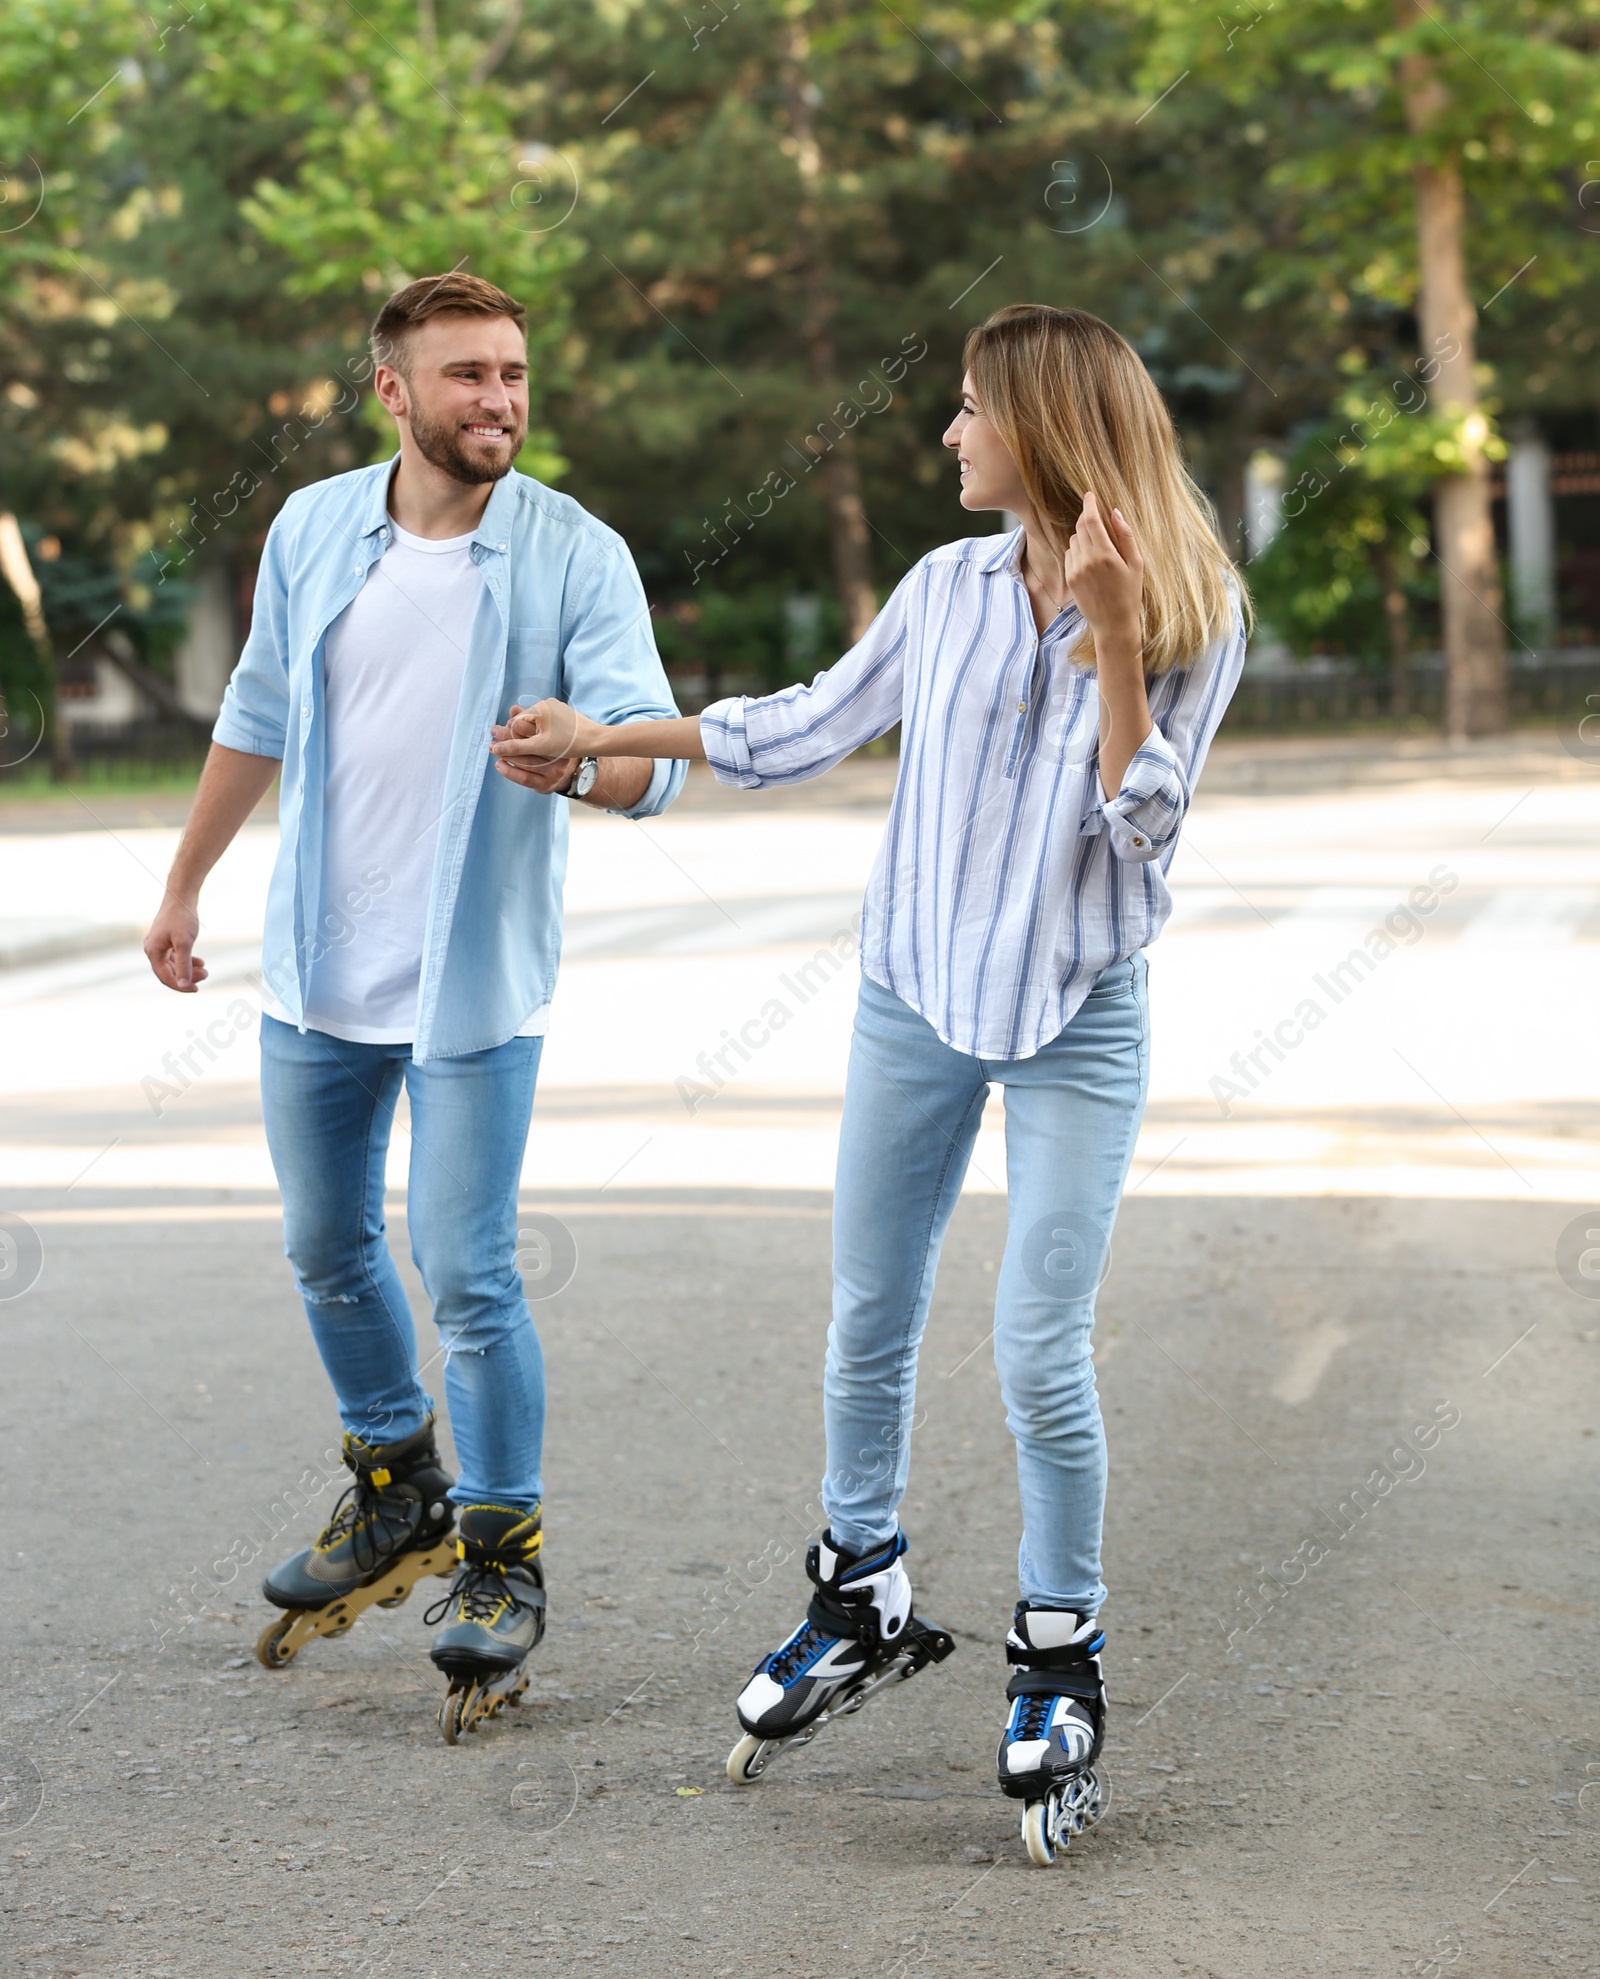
left=263, top=518, right=550, bottom=1045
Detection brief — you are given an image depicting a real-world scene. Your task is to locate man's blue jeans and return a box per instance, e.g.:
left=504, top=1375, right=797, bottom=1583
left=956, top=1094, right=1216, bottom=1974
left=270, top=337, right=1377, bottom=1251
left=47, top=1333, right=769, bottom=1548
left=259, top=1016, right=545, bottom=1512
left=824, top=958, right=1149, bottom=1613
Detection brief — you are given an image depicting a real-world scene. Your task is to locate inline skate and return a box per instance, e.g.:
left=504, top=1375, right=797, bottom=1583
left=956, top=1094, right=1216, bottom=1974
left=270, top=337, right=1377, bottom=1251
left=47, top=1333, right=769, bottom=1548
left=256, top=1417, right=457, bottom=1669
left=426, top=1503, right=547, bottom=1743
left=726, top=1531, right=954, bottom=1784
left=997, top=1603, right=1107, bottom=1866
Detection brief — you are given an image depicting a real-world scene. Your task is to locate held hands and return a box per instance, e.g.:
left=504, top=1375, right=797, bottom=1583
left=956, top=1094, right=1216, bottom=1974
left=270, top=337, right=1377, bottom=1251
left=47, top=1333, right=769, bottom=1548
left=490, top=699, right=595, bottom=791
left=1064, top=489, right=1145, bottom=663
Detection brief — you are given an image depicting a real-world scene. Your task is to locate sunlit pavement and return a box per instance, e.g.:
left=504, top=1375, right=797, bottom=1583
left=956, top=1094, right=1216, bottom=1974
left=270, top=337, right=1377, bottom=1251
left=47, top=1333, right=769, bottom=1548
left=2, top=732, right=1596, bottom=1203
left=2, top=733, right=1596, bottom=1978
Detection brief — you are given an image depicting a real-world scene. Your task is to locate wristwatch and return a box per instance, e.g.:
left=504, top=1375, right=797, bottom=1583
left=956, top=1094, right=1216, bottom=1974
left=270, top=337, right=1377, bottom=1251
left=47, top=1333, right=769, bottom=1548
left=562, top=756, right=599, bottom=800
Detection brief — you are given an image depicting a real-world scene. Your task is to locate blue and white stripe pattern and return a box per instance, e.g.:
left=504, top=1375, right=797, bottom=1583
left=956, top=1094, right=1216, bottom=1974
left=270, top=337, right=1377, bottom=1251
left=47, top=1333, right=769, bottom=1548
left=701, top=528, right=1246, bottom=1061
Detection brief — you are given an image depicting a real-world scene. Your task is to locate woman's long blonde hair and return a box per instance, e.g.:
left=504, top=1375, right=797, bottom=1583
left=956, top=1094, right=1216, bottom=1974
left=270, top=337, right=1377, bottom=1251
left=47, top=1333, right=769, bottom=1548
left=963, top=303, right=1248, bottom=675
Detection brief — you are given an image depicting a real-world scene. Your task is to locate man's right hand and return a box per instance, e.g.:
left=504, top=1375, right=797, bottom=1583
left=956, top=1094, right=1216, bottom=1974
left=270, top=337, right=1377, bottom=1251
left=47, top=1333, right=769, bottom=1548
left=145, top=895, right=207, bottom=993
left=142, top=742, right=281, bottom=995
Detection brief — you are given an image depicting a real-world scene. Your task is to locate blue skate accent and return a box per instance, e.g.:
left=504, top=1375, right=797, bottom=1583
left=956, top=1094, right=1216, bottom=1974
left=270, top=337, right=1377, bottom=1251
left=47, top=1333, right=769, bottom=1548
left=847, top=1535, right=907, bottom=1577
left=1006, top=1693, right=1061, bottom=1743
left=764, top=1621, right=840, bottom=1688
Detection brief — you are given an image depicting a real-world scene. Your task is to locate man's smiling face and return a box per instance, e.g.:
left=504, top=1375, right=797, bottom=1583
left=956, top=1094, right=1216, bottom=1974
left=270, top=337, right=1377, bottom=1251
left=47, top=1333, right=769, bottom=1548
left=382, top=312, right=530, bottom=487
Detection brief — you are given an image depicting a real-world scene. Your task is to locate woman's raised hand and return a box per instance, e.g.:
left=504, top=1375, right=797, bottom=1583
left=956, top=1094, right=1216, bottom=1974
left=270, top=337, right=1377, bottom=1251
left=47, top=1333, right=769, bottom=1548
left=1064, top=489, right=1145, bottom=655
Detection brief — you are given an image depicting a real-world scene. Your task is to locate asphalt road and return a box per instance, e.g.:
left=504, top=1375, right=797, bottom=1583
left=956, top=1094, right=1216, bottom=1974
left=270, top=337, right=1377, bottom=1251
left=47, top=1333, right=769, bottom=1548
left=3, top=1178, right=1596, bottom=1977
left=2, top=731, right=1598, bottom=1976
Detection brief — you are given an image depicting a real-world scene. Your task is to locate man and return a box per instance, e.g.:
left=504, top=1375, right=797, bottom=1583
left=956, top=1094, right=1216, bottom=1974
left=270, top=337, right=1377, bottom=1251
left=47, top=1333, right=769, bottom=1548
left=143, top=272, right=682, bottom=1738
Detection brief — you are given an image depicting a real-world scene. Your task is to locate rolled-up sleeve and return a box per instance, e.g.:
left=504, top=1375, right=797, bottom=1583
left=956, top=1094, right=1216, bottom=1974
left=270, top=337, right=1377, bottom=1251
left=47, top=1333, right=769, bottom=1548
left=213, top=509, right=293, bottom=759
left=1081, top=601, right=1247, bottom=863
left=560, top=533, right=687, bottom=819
left=700, top=568, right=914, bottom=788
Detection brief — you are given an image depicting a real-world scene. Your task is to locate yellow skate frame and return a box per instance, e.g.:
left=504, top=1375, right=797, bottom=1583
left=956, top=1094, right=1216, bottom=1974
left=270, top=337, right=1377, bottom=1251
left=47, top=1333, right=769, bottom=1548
left=255, top=1540, right=458, bottom=1668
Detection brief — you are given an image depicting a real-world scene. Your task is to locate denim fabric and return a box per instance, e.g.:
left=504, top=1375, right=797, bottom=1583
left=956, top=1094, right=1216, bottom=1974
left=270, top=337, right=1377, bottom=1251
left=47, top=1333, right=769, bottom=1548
left=215, top=461, right=685, bottom=1061
left=823, top=957, right=1149, bottom=1611
left=259, top=1015, right=545, bottom=1510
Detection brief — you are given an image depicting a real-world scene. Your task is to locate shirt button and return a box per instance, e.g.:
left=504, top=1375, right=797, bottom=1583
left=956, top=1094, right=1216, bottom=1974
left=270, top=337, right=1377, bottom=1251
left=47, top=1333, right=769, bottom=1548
left=1017, top=700, right=1027, bottom=713
left=1132, top=835, right=1147, bottom=847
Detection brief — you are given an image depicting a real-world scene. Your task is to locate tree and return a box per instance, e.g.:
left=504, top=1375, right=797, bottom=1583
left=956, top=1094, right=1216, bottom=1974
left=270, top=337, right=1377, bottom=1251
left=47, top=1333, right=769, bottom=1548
left=0, top=1, right=377, bottom=767
left=1140, top=0, right=1600, bottom=735
left=1245, top=366, right=1454, bottom=709
left=194, top=0, right=576, bottom=482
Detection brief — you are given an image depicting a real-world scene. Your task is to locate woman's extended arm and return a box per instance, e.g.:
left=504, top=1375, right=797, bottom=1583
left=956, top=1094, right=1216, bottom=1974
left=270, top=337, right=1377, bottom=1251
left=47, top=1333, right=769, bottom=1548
left=494, top=565, right=914, bottom=791
left=491, top=706, right=705, bottom=784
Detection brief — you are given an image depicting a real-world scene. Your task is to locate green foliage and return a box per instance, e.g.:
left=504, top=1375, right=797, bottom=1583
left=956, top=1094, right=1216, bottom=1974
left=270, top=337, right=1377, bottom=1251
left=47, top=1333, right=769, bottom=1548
left=1247, top=380, right=1440, bottom=665
left=1249, top=477, right=1436, bottom=667
left=653, top=584, right=848, bottom=700
left=2, top=0, right=1599, bottom=712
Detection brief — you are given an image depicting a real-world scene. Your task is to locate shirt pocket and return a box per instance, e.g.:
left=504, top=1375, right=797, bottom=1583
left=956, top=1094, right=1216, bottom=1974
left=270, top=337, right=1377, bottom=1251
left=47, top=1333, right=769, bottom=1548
left=502, top=629, right=560, bottom=722
left=1043, top=668, right=1098, bottom=769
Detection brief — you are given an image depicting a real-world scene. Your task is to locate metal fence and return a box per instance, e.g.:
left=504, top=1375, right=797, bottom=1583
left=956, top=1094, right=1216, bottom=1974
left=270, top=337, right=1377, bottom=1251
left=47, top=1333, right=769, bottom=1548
left=1222, top=648, right=1600, bottom=729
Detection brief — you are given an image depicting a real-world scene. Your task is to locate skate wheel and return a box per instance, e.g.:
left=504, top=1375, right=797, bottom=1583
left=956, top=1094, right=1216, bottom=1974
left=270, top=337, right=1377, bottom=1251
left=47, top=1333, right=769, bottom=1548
left=439, top=1687, right=468, bottom=1745
left=256, top=1616, right=298, bottom=1670
left=1022, top=1799, right=1056, bottom=1868
left=375, top=1591, right=410, bottom=1610
left=726, top=1733, right=773, bottom=1785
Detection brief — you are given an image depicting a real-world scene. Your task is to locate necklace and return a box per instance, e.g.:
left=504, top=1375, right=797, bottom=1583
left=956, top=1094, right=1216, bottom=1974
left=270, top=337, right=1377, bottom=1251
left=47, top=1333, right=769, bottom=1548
left=1022, top=549, right=1070, bottom=621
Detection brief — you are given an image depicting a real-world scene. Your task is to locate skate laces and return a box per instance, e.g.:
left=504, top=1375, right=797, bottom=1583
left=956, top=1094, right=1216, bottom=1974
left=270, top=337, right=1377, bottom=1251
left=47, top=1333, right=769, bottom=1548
left=424, top=1564, right=535, bottom=1630
left=1011, top=1693, right=1057, bottom=1744
left=313, top=1480, right=391, bottom=1572
left=1010, top=1690, right=1087, bottom=1746
left=768, top=1621, right=833, bottom=1685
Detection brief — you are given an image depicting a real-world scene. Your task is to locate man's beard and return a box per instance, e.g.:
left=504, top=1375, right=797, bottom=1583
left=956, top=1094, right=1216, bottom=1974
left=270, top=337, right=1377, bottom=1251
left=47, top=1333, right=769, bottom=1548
left=406, top=397, right=524, bottom=486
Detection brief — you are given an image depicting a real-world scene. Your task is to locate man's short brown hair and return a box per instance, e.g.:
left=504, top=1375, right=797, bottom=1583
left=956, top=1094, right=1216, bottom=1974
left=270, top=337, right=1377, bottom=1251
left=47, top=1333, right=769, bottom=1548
left=371, top=273, right=526, bottom=373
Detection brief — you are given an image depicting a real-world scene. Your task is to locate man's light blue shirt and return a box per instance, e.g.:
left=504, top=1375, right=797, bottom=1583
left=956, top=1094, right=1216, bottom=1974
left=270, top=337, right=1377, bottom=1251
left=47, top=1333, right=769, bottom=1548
left=214, top=460, right=685, bottom=1061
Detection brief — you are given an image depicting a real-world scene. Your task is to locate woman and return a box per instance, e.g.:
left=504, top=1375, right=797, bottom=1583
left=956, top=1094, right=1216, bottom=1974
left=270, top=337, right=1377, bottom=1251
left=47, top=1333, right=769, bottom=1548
left=492, top=303, right=1247, bottom=1862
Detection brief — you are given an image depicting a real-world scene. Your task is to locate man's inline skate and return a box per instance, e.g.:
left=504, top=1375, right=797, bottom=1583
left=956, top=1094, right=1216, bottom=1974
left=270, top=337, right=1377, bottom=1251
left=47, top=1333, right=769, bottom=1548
left=256, top=1417, right=458, bottom=1669
left=726, top=1531, right=954, bottom=1784
left=997, top=1603, right=1107, bottom=1866
left=425, top=1503, right=547, bottom=1744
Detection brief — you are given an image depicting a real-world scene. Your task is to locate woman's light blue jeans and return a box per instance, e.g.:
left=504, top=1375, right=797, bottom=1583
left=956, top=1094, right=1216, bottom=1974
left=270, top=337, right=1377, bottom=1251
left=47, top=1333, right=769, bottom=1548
left=824, top=958, right=1149, bottom=1613
left=259, top=1016, right=545, bottom=1512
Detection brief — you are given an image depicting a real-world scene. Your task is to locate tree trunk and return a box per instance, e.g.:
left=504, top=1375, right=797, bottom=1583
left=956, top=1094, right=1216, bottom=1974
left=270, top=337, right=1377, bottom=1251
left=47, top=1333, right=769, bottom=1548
left=0, top=510, right=73, bottom=778
left=778, top=24, right=877, bottom=647
left=1375, top=535, right=1411, bottom=720
left=1397, top=3, right=1506, bottom=738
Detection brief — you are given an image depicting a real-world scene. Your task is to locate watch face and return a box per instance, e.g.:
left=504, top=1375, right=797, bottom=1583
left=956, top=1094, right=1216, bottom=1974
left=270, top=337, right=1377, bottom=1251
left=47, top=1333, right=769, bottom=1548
left=575, top=757, right=599, bottom=797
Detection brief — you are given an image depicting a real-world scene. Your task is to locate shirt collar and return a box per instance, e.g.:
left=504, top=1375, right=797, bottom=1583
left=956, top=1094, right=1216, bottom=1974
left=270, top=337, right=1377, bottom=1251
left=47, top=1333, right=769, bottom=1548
left=471, top=471, right=520, bottom=554
left=358, top=457, right=400, bottom=538
left=355, top=457, right=519, bottom=552
left=975, top=525, right=1026, bottom=576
